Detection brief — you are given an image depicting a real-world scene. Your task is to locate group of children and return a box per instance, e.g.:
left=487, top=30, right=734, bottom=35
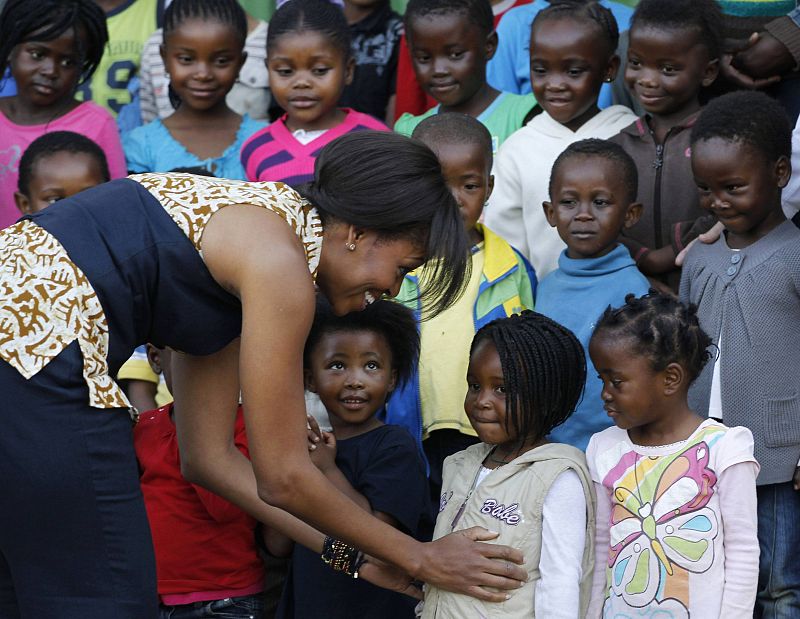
left=1, top=0, right=799, bottom=616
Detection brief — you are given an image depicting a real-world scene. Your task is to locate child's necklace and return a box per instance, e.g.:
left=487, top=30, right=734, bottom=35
left=486, top=447, right=514, bottom=467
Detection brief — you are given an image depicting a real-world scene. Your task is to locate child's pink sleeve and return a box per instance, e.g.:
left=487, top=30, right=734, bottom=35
left=66, top=103, right=127, bottom=179
left=91, top=114, right=127, bottom=179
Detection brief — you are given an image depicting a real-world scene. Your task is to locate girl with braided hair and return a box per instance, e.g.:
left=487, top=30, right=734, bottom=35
left=586, top=292, right=759, bottom=616
left=423, top=310, right=596, bottom=618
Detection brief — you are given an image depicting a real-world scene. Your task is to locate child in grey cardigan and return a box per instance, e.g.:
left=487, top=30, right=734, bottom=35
left=680, top=91, right=800, bottom=618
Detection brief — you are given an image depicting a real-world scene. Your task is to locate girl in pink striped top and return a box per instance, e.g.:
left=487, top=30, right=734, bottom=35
left=241, top=0, right=388, bottom=186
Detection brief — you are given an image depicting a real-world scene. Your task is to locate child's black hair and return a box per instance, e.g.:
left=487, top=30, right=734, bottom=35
left=163, top=0, right=248, bottom=44
left=301, top=131, right=471, bottom=319
left=162, top=0, right=247, bottom=110
left=471, top=311, right=586, bottom=443
left=304, top=297, right=420, bottom=386
left=549, top=138, right=638, bottom=203
left=412, top=113, right=493, bottom=169
left=17, top=131, right=110, bottom=196
left=405, top=0, right=494, bottom=39
left=531, top=0, right=619, bottom=57
left=0, top=0, right=108, bottom=86
left=168, top=166, right=218, bottom=177
left=267, top=0, right=352, bottom=60
left=691, top=91, right=792, bottom=163
left=631, top=0, right=723, bottom=59
left=593, top=292, right=713, bottom=382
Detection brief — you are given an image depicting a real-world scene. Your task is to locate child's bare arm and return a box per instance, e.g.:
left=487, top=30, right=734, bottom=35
left=262, top=525, right=295, bottom=558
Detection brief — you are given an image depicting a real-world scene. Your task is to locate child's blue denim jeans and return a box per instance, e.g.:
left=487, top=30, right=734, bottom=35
left=756, top=481, right=800, bottom=618
left=159, top=593, right=265, bottom=619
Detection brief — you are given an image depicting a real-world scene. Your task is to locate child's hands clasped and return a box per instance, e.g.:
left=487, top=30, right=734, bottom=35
left=307, top=415, right=337, bottom=473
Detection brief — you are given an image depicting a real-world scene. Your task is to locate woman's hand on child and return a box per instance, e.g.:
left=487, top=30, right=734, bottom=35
left=793, top=466, right=800, bottom=492
left=675, top=222, right=726, bottom=266
left=306, top=415, right=337, bottom=472
left=416, top=527, right=526, bottom=602
left=725, top=32, right=793, bottom=88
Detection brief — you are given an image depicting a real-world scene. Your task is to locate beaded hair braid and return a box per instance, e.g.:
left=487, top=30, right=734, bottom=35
left=471, top=311, right=586, bottom=444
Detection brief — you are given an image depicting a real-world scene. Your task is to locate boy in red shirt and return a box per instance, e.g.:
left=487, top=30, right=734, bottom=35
left=135, top=345, right=266, bottom=618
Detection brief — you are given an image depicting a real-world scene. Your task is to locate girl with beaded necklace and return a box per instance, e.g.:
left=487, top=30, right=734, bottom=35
left=586, top=292, right=759, bottom=616
left=423, top=311, right=596, bottom=618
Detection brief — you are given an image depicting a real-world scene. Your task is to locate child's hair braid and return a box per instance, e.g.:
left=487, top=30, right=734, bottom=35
left=472, top=311, right=586, bottom=443
left=267, top=0, right=352, bottom=60
left=163, top=0, right=248, bottom=44
left=594, top=292, right=713, bottom=382
left=0, top=0, right=108, bottom=86
left=405, top=0, right=495, bottom=39
left=532, top=0, right=619, bottom=56
left=162, top=0, right=248, bottom=110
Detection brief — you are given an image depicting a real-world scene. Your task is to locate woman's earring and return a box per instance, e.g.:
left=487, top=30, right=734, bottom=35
left=346, top=243, right=356, bottom=251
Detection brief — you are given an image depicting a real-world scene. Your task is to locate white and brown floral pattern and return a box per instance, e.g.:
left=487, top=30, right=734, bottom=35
left=133, top=173, right=323, bottom=280
left=0, top=220, right=129, bottom=409
left=0, top=175, right=324, bottom=409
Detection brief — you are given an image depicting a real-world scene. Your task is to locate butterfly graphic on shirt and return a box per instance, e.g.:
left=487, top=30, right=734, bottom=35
left=606, top=441, right=719, bottom=608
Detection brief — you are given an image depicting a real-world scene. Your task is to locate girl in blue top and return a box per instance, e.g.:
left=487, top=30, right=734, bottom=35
left=123, top=0, right=265, bottom=179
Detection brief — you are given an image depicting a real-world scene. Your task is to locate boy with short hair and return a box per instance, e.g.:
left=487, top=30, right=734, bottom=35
left=387, top=113, right=537, bottom=500
left=681, top=90, right=800, bottom=618
left=610, top=0, right=723, bottom=290
left=537, top=138, right=650, bottom=451
left=15, top=131, right=110, bottom=215
left=394, top=0, right=536, bottom=151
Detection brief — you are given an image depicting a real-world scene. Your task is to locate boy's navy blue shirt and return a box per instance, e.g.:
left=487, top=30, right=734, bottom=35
left=276, top=423, right=433, bottom=619
left=338, top=3, right=403, bottom=121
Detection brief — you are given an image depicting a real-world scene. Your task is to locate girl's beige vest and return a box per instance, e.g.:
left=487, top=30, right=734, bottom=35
left=423, top=442, right=596, bottom=618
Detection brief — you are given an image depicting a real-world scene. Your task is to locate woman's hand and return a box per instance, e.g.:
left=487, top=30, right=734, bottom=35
left=674, top=222, right=725, bottom=267
left=415, top=527, right=526, bottom=602
left=729, top=32, right=794, bottom=85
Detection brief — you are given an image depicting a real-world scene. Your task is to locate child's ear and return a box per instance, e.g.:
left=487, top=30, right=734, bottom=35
left=662, top=362, right=686, bottom=396
left=542, top=200, right=557, bottom=227
left=486, top=174, right=495, bottom=201
left=775, top=155, right=792, bottom=189
left=145, top=344, right=162, bottom=376
left=623, top=202, right=643, bottom=229
left=701, top=57, right=720, bottom=87
left=485, top=30, right=499, bottom=61
left=159, top=43, right=167, bottom=66
left=604, top=54, right=620, bottom=83
left=13, top=191, right=32, bottom=215
left=238, top=50, right=248, bottom=73
left=387, top=369, right=398, bottom=393
left=344, top=56, right=356, bottom=86
left=304, top=368, right=317, bottom=393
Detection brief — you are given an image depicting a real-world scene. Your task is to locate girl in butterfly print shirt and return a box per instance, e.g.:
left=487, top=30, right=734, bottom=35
left=586, top=293, right=759, bottom=618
